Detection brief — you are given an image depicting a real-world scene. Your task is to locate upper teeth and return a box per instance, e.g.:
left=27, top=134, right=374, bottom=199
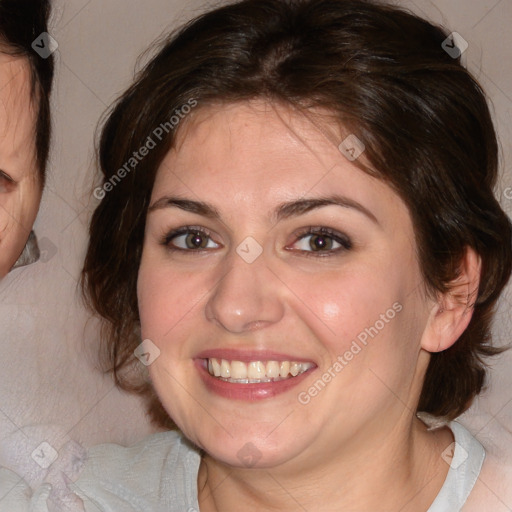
left=207, top=358, right=314, bottom=381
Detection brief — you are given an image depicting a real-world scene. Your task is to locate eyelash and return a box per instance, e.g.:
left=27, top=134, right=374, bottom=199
left=161, top=225, right=353, bottom=258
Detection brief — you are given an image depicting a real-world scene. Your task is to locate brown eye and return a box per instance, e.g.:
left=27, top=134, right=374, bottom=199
left=163, top=226, right=219, bottom=251
left=184, top=231, right=209, bottom=249
left=291, top=227, right=352, bottom=257
left=308, top=234, right=335, bottom=251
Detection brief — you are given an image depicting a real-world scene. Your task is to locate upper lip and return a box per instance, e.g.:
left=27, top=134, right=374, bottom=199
left=195, top=348, right=317, bottom=364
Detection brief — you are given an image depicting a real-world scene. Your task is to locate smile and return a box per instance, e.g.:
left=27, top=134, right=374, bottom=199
left=206, top=358, right=315, bottom=383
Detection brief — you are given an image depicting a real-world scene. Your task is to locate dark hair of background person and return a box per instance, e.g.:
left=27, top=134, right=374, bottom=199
left=81, top=0, right=512, bottom=430
left=0, top=0, right=54, bottom=183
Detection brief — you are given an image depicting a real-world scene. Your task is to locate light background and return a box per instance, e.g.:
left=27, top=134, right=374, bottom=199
left=0, top=0, right=511, bottom=493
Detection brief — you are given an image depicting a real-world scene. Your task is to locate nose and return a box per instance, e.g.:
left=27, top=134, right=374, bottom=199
left=204, top=246, right=285, bottom=334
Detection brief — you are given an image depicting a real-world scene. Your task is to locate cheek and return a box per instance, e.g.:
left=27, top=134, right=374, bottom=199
left=293, top=258, right=421, bottom=373
left=0, top=180, right=41, bottom=231
left=297, top=265, right=400, bottom=342
left=0, top=193, right=39, bottom=276
left=137, top=257, right=206, bottom=345
left=299, top=274, right=423, bottom=413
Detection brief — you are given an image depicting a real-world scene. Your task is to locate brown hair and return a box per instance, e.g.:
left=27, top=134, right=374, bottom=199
left=82, top=0, right=512, bottom=429
left=0, top=0, right=54, bottom=183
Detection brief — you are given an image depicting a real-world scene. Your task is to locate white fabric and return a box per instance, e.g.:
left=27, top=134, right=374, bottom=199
left=427, top=422, right=485, bottom=511
left=0, top=421, right=488, bottom=512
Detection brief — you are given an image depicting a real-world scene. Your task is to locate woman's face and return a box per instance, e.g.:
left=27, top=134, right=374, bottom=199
left=0, top=53, right=41, bottom=277
left=138, top=100, right=435, bottom=470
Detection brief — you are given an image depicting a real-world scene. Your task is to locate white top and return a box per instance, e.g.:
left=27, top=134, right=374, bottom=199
left=0, top=421, right=486, bottom=512
left=428, top=421, right=485, bottom=511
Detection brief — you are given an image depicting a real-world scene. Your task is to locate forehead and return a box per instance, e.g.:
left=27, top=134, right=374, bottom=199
left=0, top=53, right=37, bottom=173
left=170, top=100, right=339, bottom=168
left=152, top=100, right=407, bottom=228
left=0, top=52, right=33, bottom=115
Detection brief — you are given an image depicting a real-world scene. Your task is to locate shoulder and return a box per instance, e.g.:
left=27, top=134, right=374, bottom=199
left=70, top=430, right=201, bottom=512
left=419, top=412, right=512, bottom=511
left=462, top=450, right=512, bottom=511
left=460, top=417, right=512, bottom=511
left=77, top=429, right=192, bottom=473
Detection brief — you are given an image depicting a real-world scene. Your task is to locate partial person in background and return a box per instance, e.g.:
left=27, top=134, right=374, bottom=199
left=0, top=0, right=56, bottom=509
left=0, top=0, right=54, bottom=277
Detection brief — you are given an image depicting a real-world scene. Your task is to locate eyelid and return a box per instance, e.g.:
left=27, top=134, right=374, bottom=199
left=292, top=226, right=351, bottom=242
left=0, top=170, right=15, bottom=183
left=0, top=170, right=17, bottom=192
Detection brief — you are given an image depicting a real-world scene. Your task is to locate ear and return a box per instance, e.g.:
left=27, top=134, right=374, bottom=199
left=421, top=247, right=481, bottom=353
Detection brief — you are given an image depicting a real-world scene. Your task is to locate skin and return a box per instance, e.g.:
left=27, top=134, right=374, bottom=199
left=0, top=52, right=41, bottom=278
left=137, top=100, right=481, bottom=511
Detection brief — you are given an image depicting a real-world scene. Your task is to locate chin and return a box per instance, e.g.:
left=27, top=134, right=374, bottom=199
left=192, top=425, right=303, bottom=470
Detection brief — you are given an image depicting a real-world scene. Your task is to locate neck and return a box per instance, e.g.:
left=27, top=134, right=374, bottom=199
left=197, top=416, right=454, bottom=512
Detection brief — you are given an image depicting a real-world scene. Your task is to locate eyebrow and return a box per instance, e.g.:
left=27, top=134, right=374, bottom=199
left=148, top=194, right=379, bottom=225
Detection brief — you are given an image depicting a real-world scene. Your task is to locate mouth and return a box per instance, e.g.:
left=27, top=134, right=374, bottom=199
left=195, top=352, right=317, bottom=400
left=206, top=358, right=315, bottom=383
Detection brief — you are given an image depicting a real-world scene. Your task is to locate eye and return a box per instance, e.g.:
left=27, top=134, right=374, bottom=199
left=290, top=227, right=352, bottom=257
left=162, top=226, right=220, bottom=252
left=0, top=170, right=16, bottom=192
left=161, top=225, right=352, bottom=257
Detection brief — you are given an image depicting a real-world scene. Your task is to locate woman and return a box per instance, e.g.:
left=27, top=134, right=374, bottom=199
left=5, top=0, right=512, bottom=510
left=0, top=0, right=54, bottom=277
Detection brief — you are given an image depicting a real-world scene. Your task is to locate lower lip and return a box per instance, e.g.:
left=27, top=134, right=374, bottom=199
left=195, top=359, right=316, bottom=401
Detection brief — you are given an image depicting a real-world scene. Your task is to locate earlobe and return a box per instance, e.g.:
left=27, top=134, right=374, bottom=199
left=421, top=247, right=481, bottom=353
